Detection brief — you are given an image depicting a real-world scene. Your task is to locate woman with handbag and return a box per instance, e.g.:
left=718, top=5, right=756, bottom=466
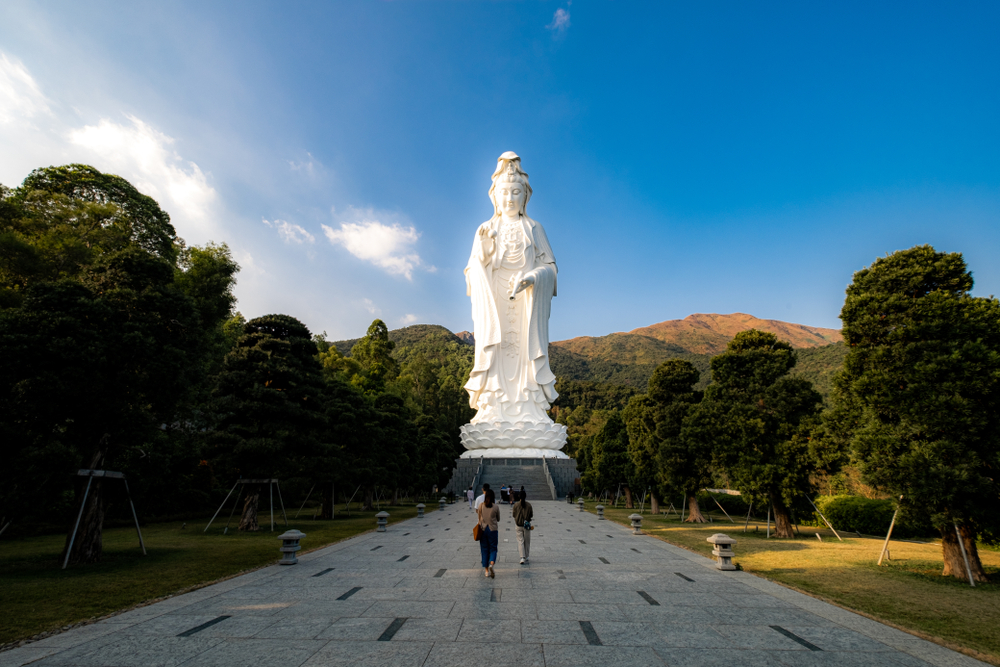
left=477, top=489, right=500, bottom=578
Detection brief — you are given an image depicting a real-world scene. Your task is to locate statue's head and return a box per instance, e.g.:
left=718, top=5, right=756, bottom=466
left=489, top=151, right=532, bottom=218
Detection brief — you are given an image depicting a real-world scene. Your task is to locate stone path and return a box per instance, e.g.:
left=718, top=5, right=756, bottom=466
left=2, top=501, right=988, bottom=667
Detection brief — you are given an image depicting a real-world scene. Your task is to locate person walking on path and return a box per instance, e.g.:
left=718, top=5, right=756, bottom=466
left=477, top=489, right=500, bottom=578
left=475, top=483, right=490, bottom=510
left=512, top=490, right=533, bottom=565
left=466, top=486, right=474, bottom=510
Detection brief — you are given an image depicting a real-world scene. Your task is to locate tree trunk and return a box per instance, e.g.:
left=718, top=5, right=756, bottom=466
left=61, top=477, right=106, bottom=565
left=684, top=495, right=707, bottom=523
left=650, top=491, right=660, bottom=515
left=238, top=487, right=261, bottom=531
left=941, top=524, right=988, bottom=582
left=318, top=483, right=333, bottom=520
left=770, top=494, right=795, bottom=538
left=361, top=487, right=374, bottom=511
left=623, top=486, right=634, bottom=509
left=391, top=488, right=399, bottom=506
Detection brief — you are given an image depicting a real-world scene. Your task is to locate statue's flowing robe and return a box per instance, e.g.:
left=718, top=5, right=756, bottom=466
left=464, top=214, right=558, bottom=423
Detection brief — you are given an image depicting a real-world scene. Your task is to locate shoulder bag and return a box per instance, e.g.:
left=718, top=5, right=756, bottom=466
left=473, top=506, right=483, bottom=541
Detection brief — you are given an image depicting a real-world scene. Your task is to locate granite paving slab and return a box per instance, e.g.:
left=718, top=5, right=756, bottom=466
left=1, top=501, right=988, bottom=666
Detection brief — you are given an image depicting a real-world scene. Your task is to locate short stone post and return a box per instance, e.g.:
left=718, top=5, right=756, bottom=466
left=707, top=533, right=737, bottom=570
left=596, top=505, right=605, bottom=520
left=277, top=529, right=306, bottom=565
left=375, top=511, right=389, bottom=532
left=438, top=497, right=447, bottom=512
left=416, top=503, right=425, bottom=518
left=629, top=513, right=643, bottom=534
left=577, top=498, right=585, bottom=512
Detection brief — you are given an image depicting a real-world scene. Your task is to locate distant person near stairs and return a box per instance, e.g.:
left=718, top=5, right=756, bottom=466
left=512, top=490, right=533, bottom=564
left=467, top=486, right=474, bottom=510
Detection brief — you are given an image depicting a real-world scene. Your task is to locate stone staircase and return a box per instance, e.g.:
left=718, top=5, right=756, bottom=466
left=478, top=461, right=555, bottom=501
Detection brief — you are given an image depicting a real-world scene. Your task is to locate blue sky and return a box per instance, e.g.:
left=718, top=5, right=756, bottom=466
left=2, top=1, right=998, bottom=341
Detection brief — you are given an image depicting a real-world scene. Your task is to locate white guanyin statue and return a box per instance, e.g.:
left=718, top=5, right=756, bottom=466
left=459, top=152, right=568, bottom=459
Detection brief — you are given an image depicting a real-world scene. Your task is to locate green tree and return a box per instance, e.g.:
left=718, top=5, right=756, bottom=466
left=351, top=319, right=399, bottom=395
left=20, top=164, right=178, bottom=261
left=692, top=330, right=823, bottom=537
left=835, top=245, right=1000, bottom=581
left=582, top=412, right=636, bottom=506
left=0, top=248, right=205, bottom=562
left=624, top=359, right=705, bottom=519
left=208, top=315, right=330, bottom=530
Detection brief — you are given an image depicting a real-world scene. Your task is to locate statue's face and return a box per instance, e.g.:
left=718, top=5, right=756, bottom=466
left=495, top=181, right=525, bottom=217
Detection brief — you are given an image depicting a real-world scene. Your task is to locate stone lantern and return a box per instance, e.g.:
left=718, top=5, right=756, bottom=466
left=438, top=497, right=447, bottom=512
left=277, top=529, right=306, bottom=565
left=577, top=498, right=585, bottom=512
left=375, top=511, right=389, bottom=532
left=416, top=503, right=425, bottom=518
left=706, top=533, right=737, bottom=570
left=596, top=505, right=605, bottom=520
left=629, top=513, right=643, bottom=534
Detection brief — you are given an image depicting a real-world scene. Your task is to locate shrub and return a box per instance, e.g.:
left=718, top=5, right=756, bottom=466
left=814, top=495, right=934, bottom=539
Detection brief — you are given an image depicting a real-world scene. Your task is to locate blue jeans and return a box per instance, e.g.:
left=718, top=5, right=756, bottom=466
left=479, top=526, right=498, bottom=567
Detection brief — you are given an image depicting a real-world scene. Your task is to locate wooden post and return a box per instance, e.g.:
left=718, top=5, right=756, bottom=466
left=806, top=496, right=843, bottom=542
left=269, top=481, right=274, bottom=532
left=223, top=486, right=244, bottom=533
left=62, top=475, right=94, bottom=569
left=205, top=479, right=240, bottom=532
left=954, top=523, right=976, bottom=588
left=712, top=497, right=736, bottom=523
left=276, top=480, right=288, bottom=527
left=878, top=495, right=902, bottom=566
left=123, top=479, right=146, bottom=556
left=295, top=484, right=316, bottom=519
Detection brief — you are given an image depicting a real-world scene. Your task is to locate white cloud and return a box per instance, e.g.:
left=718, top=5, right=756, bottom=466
left=236, top=250, right=266, bottom=276
left=547, top=7, right=571, bottom=34
left=322, top=208, right=430, bottom=279
left=363, top=298, right=381, bottom=316
left=288, top=152, right=321, bottom=178
left=263, top=218, right=316, bottom=244
left=68, top=115, right=217, bottom=236
left=0, top=52, right=51, bottom=124
left=399, top=313, right=419, bottom=325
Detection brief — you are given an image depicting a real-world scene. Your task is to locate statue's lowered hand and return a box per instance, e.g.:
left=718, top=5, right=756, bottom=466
left=509, top=272, right=535, bottom=299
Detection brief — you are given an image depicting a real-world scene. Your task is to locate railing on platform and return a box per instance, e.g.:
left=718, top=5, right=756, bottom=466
left=471, top=460, right=484, bottom=496
left=541, top=458, right=558, bottom=500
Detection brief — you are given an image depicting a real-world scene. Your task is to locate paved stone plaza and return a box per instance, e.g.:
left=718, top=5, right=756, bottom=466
left=1, top=501, right=987, bottom=667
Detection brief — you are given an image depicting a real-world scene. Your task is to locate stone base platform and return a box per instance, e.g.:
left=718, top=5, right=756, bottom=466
left=458, top=421, right=567, bottom=458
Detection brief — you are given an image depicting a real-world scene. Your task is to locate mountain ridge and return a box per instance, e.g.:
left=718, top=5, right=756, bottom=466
left=556, top=312, right=841, bottom=357
left=331, top=313, right=847, bottom=400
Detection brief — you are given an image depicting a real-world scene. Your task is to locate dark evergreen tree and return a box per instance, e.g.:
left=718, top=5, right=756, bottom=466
left=351, top=319, right=399, bottom=395
left=582, top=412, right=635, bottom=506
left=208, top=315, right=330, bottom=530
left=624, top=359, right=705, bottom=519
left=835, top=245, right=1000, bottom=581
left=691, top=329, right=823, bottom=537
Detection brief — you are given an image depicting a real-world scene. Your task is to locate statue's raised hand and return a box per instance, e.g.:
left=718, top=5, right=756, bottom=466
left=477, top=224, right=496, bottom=257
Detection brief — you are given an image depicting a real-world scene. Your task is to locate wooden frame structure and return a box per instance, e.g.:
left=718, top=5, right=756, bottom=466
left=204, top=478, right=288, bottom=533
left=63, top=469, right=146, bottom=570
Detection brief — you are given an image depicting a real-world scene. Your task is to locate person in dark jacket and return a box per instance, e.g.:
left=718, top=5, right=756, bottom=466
left=512, top=490, right=533, bottom=564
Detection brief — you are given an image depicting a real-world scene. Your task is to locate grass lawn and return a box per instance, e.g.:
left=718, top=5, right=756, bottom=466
left=581, top=499, right=1000, bottom=665
left=0, top=501, right=439, bottom=645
